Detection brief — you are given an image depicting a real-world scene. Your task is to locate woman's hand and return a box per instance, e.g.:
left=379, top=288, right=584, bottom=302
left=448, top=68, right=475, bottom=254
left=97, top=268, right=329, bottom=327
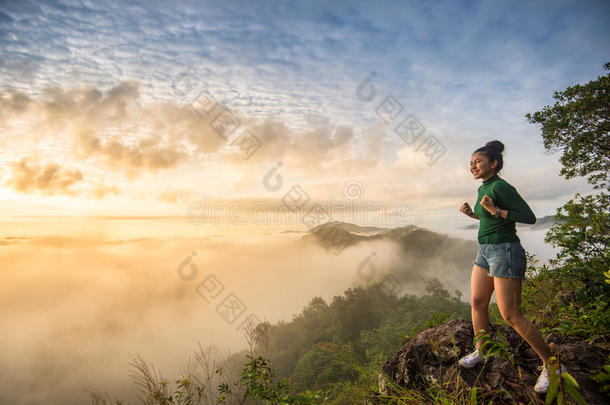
left=460, top=202, right=475, bottom=218
left=480, top=195, right=497, bottom=213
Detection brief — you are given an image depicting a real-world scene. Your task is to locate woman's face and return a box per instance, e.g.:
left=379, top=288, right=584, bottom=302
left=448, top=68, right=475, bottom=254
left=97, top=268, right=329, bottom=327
left=470, top=152, right=497, bottom=180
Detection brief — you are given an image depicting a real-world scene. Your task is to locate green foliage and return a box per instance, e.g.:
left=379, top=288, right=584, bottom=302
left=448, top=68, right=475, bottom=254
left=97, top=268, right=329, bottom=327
left=289, top=342, right=359, bottom=394
left=330, top=285, right=389, bottom=345
left=269, top=277, right=469, bottom=387
left=525, top=62, right=610, bottom=190
left=116, top=354, right=212, bottom=405
left=590, top=356, right=610, bottom=394
left=239, top=355, right=288, bottom=402
left=473, top=329, right=514, bottom=367
left=470, top=387, right=478, bottom=405
left=525, top=63, right=610, bottom=346
left=544, top=356, right=588, bottom=405
left=237, top=354, right=327, bottom=404
left=374, top=371, right=485, bottom=405
left=521, top=252, right=610, bottom=339
left=543, top=192, right=610, bottom=300
left=423, top=311, right=452, bottom=329
left=604, top=270, right=610, bottom=284
left=471, top=331, right=590, bottom=404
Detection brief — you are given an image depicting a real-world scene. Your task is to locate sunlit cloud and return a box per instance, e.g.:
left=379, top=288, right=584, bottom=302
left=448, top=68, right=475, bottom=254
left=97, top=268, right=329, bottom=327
left=0, top=79, right=597, bottom=225
left=6, top=157, right=83, bottom=195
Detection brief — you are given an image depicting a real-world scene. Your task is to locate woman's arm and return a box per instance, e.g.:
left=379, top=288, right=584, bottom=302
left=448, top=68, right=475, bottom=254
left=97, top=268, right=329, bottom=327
left=493, top=182, right=536, bottom=224
left=460, top=202, right=479, bottom=220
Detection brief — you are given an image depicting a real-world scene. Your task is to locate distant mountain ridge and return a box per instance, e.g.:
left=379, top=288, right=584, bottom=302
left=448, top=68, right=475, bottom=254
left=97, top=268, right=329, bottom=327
left=299, top=222, right=478, bottom=296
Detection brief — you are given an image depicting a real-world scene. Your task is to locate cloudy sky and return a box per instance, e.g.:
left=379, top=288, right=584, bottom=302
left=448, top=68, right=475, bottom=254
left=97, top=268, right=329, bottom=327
left=2, top=2, right=609, bottom=402
left=1, top=0, right=608, bottom=227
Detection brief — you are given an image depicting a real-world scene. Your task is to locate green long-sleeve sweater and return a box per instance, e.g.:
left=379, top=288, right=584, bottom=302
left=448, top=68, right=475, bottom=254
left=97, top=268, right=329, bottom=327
left=473, top=174, right=536, bottom=244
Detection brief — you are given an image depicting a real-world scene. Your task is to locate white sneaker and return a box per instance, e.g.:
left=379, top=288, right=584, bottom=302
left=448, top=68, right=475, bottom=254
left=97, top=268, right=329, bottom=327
left=459, top=348, right=484, bottom=368
left=534, top=363, right=568, bottom=394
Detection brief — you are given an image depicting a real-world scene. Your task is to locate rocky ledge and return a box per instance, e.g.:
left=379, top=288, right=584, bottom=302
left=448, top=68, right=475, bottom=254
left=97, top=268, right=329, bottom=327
left=374, top=319, right=608, bottom=404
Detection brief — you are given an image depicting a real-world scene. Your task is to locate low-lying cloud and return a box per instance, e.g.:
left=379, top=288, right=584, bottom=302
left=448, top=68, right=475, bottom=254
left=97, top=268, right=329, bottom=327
left=0, top=220, right=477, bottom=404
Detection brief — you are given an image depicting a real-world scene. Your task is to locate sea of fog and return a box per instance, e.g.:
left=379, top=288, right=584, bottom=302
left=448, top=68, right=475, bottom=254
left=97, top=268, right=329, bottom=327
left=0, top=216, right=559, bottom=404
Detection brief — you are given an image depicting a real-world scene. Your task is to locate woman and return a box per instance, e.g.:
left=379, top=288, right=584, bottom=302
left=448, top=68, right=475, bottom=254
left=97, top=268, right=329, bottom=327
left=458, top=140, right=565, bottom=394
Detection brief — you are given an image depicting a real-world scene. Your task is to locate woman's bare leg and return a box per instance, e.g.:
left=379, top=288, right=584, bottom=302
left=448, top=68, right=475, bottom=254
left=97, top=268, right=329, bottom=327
left=494, top=277, right=552, bottom=363
left=471, top=265, right=495, bottom=350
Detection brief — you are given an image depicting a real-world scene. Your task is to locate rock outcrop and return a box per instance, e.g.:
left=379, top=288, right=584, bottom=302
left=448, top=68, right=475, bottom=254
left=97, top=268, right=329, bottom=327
left=375, top=319, right=608, bottom=404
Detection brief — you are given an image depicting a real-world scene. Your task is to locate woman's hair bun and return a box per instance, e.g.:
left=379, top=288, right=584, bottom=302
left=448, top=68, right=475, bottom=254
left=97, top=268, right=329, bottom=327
left=473, top=140, right=505, bottom=173
left=485, top=140, right=504, bottom=153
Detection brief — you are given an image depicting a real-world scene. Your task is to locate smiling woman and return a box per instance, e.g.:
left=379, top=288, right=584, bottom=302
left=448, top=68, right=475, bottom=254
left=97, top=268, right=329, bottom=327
left=459, top=140, right=562, bottom=395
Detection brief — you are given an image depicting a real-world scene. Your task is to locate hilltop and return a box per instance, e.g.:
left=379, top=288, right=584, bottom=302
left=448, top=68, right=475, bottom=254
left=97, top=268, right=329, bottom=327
left=299, top=221, right=478, bottom=296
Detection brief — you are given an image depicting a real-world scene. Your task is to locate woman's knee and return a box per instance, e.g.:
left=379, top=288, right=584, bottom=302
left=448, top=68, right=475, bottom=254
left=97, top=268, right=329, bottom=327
left=471, top=266, right=494, bottom=311
left=471, top=296, right=490, bottom=311
left=494, top=277, right=524, bottom=326
left=499, top=307, right=521, bottom=325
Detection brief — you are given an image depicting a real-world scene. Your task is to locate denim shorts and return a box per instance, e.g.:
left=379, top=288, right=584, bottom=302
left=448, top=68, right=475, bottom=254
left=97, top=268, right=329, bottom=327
left=473, top=242, right=527, bottom=279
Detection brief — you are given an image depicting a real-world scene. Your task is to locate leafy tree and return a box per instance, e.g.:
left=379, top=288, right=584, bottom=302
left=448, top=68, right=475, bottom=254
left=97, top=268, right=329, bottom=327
left=330, top=286, right=387, bottom=345
left=543, top=192, right=609, bottom=298
left=525, top=62, right=610, bottom=302
left=289, top=342, right=359, bottom=394
left=525, top=62, right=610, bottom=190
